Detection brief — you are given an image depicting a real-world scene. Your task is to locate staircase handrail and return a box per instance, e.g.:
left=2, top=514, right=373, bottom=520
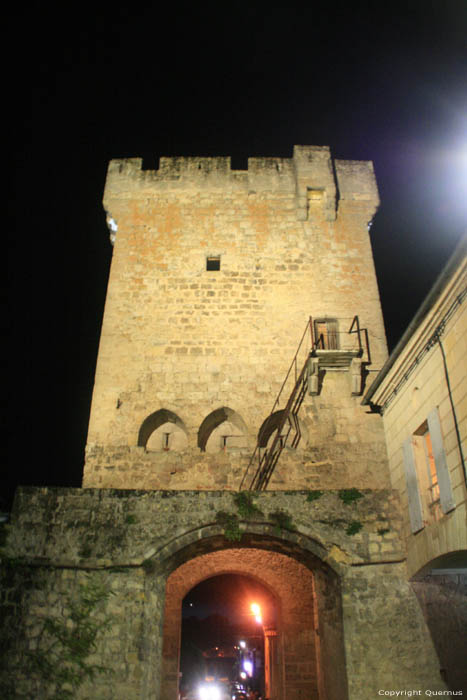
left=239, top=317, right=313, bottom=490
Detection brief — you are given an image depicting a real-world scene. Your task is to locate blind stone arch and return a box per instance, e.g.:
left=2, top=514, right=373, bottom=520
left=138, top=409, right=188, bottom=451
left=258, top=410, right=308, bottom=450
left=198, top=407, right=248, bottom=452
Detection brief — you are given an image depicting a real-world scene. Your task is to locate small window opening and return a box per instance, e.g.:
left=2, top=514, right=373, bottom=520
left=206, top=256, right=221, bottom=271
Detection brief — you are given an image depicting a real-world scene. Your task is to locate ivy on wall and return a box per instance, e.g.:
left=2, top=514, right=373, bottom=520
left=27, top=575, right=114, bottom=699
left=216, top=492, right=298, bottom=541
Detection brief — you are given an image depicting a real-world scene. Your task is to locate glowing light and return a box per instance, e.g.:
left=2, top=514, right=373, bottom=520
left=251, top=602, right=262, bottom=623
left=107, top=217, right=118, bottom=232
left=239, top=640, right=246, bottom=649
left=198, top=684, right=221, bottom=700
left=106, top=216, right=118, bottom=245
left=243, top=659, right=253, bottom=676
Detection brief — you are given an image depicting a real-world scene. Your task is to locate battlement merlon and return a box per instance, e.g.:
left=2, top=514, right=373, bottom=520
left=103, top=146, right=379, bottom=226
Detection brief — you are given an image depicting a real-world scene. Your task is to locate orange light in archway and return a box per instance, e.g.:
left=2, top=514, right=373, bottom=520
left=251, top=602, right=262, bottom=623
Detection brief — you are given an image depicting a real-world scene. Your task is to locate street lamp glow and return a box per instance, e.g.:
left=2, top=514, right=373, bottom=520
left=251, top=602, right=262, bottom=623
left=239, top=640, right=246, bottom=649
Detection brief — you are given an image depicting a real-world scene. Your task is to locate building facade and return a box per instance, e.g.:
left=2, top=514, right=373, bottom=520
left=1, top=147, right=455, bottom=699
left=363, top=236, right=467, bottom=692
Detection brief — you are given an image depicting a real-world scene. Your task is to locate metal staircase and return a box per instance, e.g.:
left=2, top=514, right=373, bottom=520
left=245, top=357, right=309, bottom=491
left=239, top=315, right=369, bottom=491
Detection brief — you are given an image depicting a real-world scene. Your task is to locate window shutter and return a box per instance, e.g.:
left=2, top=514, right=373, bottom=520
left=402, top=437, right=424, bottom=533
left=427, top=407, right=455, bottom=514
left=328, top=319, right=338, bottom=349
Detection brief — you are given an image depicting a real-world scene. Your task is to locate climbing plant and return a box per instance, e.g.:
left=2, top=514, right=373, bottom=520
left=216, top=494, right=297, bottom=540
left=268, top=509, right=296, bottom=536
left=233, top=491, right=263, bottom=519
left=216, top=511, right=242, bottom=542
left=216, top=492, right=263, bottom=541
left=27, top=575, right=114, bottom=699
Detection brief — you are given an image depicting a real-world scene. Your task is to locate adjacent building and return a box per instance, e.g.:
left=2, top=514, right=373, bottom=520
left=363, top=235, right=467, bottom=691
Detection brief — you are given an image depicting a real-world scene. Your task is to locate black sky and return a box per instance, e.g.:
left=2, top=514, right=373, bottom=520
left=183, top=574, right=276, bottom=624
left=5, top=2, right=467, bottom=508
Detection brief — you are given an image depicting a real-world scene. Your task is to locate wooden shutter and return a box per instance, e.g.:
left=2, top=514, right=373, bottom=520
left=327, top=319, right=339, bottom=349
left=427, top=407, right=455, bottom=514
left=402, top=437, right=424, bottom=533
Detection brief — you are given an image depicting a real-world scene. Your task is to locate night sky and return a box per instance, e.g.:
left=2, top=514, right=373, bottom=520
left=6, top=2, right=467, bottom=509
left=183, top=573, right=276, bottom=623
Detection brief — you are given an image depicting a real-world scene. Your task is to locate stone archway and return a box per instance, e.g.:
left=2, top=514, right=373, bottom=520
left=411, top=551, right=467, bottom=693
left=158, top=544, right=347, bottom=700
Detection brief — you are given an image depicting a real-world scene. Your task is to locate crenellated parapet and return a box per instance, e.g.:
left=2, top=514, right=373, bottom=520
left=103, top=145, right=379, bottom=233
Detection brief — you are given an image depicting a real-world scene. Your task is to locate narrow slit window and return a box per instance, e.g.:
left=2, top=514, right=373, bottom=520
left=206, top=256, right=221, bottom=271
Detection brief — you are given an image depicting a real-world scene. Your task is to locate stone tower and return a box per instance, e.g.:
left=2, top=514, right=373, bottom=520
left=83, top=145, right=389, bottom=492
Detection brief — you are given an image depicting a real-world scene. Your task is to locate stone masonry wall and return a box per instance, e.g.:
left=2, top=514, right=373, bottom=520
left=412, top=573, right=467, bottom=693
left=1, top=487, right=448, bottom=699
left=85, top=371, right=387, bottom=491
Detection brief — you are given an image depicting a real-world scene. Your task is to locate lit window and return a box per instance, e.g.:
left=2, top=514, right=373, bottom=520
left=402, top=408, right=455, bottom=533
left=413, top=422, right=441, bottom=521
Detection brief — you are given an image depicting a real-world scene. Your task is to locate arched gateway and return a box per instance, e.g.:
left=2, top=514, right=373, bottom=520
left=156, top=533, right=347, bottom=700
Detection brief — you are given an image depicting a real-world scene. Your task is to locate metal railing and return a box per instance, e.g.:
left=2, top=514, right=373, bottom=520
left=239, top=315, right=368, bottom=491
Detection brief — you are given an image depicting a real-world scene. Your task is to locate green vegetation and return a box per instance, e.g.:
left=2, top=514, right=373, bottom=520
left=215, top=511, right=242, bottom=542
left=216, top=493, right=298, bottom=541
left=27, top=576, right=114, bottom=699
left=233, top=491, right=263, bottom=519
left=306, top=490, right=323, bottom=502
left=215, top=492, right=264, bottom=542
left=346, top=521, right=363, bottom=536
left=125, top=514, right=137, bottom=525
left=268, top=509, right=296, bottom=536
left=338, top=488, right=364, bottom=505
